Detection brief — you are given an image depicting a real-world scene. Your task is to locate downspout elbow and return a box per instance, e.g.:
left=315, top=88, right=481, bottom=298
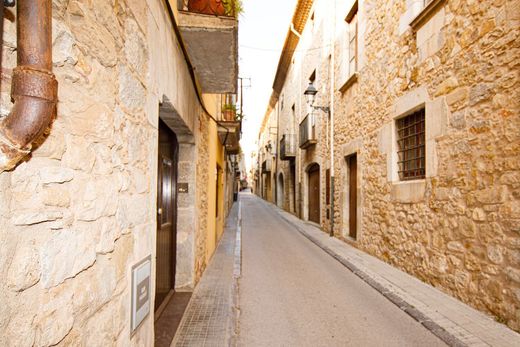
left=0, top=0, right=57, bottom=172
left=0, top=67, right=57, bottom=171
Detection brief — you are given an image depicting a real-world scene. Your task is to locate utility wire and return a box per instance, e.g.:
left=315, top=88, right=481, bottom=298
left=240, top=43, right=332, bottom=53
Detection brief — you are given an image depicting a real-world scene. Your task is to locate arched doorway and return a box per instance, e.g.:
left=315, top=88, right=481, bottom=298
left=307, top=163, right=320, bottom=224
left=277, top=172, right=284, bottom=208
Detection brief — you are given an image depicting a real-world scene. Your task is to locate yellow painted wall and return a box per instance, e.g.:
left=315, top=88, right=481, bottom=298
left=205, top=119, right=226, bottom=264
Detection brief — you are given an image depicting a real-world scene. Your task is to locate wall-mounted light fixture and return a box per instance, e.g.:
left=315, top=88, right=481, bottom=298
left=304, top=81, right=330, bottom=115
left=304, top=80, right=334, bottom=237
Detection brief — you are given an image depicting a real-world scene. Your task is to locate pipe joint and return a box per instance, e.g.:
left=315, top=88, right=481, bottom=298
left=11, top=66, right=58, bottom=102
left=0, top=66, right=57, bottom=172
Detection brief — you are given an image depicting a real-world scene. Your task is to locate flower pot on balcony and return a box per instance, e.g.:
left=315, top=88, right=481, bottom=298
left=222, top=109, right=236, bottom=121
left=188, top=0, right=226, bottom=16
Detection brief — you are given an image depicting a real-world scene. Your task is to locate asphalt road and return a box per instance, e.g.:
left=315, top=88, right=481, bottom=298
left=238, top=193, right=446, bottom=347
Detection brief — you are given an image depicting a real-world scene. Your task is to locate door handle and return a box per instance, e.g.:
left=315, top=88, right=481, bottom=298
left=157, top=208, right=163, bottom=215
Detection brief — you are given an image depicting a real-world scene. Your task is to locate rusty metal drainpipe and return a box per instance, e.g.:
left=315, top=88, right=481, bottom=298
left=0, top=0, right=58, bottom=172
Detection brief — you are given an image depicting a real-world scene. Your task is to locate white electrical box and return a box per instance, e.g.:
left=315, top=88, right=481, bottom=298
left=131, top=255, right=151, bottom=333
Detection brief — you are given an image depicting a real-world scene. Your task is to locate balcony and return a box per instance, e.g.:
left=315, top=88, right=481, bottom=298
left=217, top=93, right=241, bottom=154
left=262, top=157, right=272, bottom=172
left=299, top=114, right=317, bottom=149
left=221, top=93, right=239, bottom=121
left=177, top=0, right=238, bottom=93
left=280, top=134, right=297, bottom=160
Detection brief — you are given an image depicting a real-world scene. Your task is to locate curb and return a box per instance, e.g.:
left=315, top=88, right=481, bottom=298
left=230, top=199, right=242, bottom=346
left=272, top=204, right=467, bottom=347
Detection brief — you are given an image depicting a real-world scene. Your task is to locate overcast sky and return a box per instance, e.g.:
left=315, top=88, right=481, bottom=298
left=238, top=0, right=298, bottom=171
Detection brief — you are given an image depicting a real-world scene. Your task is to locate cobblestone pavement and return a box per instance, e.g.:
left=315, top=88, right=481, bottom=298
left=261, top=196, right=520, bottom=347
left=171, top=201, right=240, bottom=347
left=239, top=193, right=446, bottom=346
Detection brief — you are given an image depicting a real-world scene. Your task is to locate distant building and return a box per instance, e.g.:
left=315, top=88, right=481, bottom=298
left=257, top=0, right=520, bottom=332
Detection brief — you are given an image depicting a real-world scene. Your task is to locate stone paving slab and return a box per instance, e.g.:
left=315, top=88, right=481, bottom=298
left=171, top=201, right=241, bottom=347
left=263, top=199, right=520, bottom=347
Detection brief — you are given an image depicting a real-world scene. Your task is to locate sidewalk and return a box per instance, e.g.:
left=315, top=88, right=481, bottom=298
left=263, top=198, right=520, bottom=347
left=171, top=201, right=241, bottom=347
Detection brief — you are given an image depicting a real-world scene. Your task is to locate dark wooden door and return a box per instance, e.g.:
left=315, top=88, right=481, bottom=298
left=308, top=164, right=320, bottom=224
left=155, top=120, right=179, bottom=312
left=348, top=154, right=357, bottom=239
left=290, top=162, right=296, bottom=213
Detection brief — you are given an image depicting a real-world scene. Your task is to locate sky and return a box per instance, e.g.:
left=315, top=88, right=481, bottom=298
left=238, top=0, right=298, bottom=171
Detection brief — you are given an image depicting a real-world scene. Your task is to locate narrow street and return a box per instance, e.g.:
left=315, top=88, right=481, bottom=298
left=238, top=193, right=446, bottom=346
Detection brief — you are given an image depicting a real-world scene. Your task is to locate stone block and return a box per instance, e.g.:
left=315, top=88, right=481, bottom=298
left=390, top=181, right=426, bottom=203
left=65, top=103, right=114, bottom=141
left=62, top=135, right=96, bottom=172
left=76, top=178, right=118, bottom=221
left=13, top=211, right=63, bottom=226
left=95, top=218, right=121, bottom=254
left=7, top=242, right=40, bottom=291
left=505, top=267, right=520, bottom=283
left=40, top=227, right=97, bottom=288
left=42, top=187, right=71, bottom=207
left=473, top=186, right=508, bottom=204
left=39, top=167, right=74, bottom=185
left=69, top=2, right=117, bottom=67
left=52, top=20, right=78, bottom=66
left=118, top=65, right=146, bottom=112
left=472, top=207, right=486, bottom=221
left=35, top=290, right=74, bottom=346
left=124, top=18, right=147, bottom=78
left=116, top=194, right=149, bottom=229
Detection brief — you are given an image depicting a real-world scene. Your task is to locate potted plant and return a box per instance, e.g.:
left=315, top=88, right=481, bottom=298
left=222, top=103, right=237, bottom=121
left=223, top=0, right=243, bottom=17
left=188, top=0, right=225, bottom=16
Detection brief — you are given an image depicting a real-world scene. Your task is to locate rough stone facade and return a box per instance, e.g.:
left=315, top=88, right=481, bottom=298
left=257, top=0, right=520, bottom=332
left=0, top=0, right=237, bottom=344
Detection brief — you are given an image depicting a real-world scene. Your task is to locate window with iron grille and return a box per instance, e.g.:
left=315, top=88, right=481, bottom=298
left=397, top=109, right=425, bottom=180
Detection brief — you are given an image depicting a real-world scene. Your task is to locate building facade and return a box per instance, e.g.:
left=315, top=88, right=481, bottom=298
left=257, top=0, right=520, bottom=331
left=0, top=0, right=241, bottom=345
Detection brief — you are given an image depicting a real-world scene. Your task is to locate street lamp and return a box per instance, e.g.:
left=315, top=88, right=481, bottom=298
left=304, top=81, right=317, bottom=107
left=304, top=81, right=329, bottom=114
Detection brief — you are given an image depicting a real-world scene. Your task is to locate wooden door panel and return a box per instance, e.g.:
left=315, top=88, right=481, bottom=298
left=308, top=165, right=320, bottom=224
left=155, top=120, right=178, bottom=312
left=348, top=154, right=357, bottom=239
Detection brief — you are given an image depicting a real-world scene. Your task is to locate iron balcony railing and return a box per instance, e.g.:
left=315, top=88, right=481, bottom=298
left=280, top=134, right=297, bottom=160
left=181, top=0, right=239, bottom=17
left=299, top=114, right=317, bottom=149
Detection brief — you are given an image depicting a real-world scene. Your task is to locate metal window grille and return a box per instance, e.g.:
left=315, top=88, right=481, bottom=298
left=397, top=109, right=425, bottom=180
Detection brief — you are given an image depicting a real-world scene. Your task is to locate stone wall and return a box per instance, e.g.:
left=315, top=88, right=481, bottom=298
left=265, top=0, right=520, bottom=332
left=0, top=0, right=228, bottom=344
left=331, top=0, right=520, bottom=331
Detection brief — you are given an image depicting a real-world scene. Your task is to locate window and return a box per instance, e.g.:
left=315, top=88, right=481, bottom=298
left=396, top=109, right=425, bottom=181
left=345, top=1, right=358, bottom=76
left=309, top=69, right=316, bottom=83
